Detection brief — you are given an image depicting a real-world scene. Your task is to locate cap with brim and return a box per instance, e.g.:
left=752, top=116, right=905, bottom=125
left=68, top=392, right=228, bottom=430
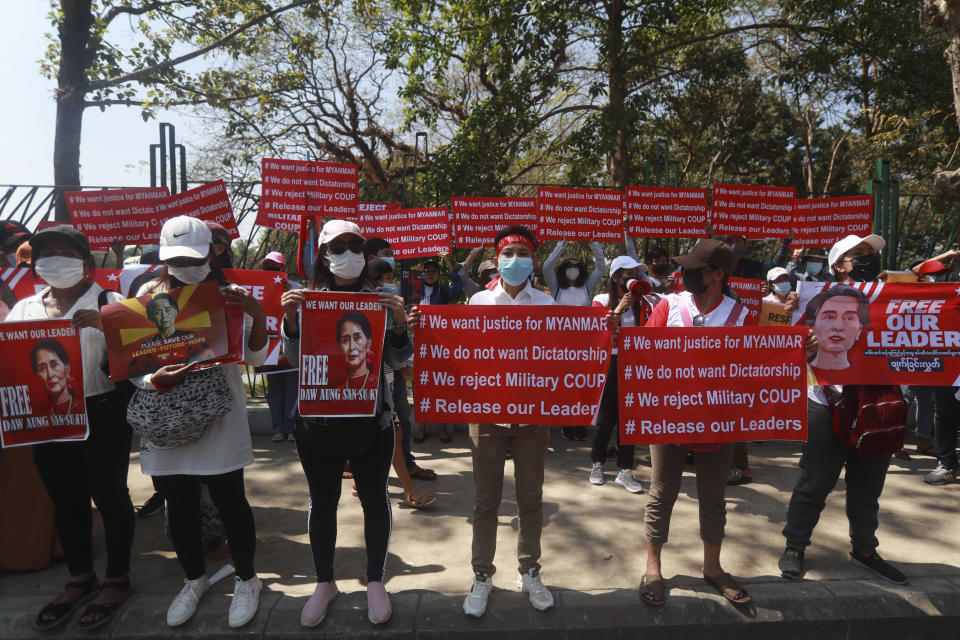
left=828, top=234, right=885, bottom=275
left=672, top=238, right=734, bottom=273
left=0, top=220, right=30, bottom=250
left=261, top=251, right=286, bottom=267
left=478, top=260, right=496, bottom=273
left=609, top=255, right=646, bottom=275
left=917, top=259, right=949, bottom=276
left=205, top=221, right=231, bottom=246
left=30, top=225, right=91, bottom=259
left=317, top=219, right=364, bottom=246
left=159, top=216, right=212, bottom=261
left=767, top=267, right=789, bottom=282
left=422, top=259, right=441, bottom=269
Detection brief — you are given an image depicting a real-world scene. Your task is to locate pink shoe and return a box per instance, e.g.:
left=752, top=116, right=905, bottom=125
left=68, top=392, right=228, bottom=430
left=366, top=581, right=391, bottom=624
left=300, top=581, right=338, bottom=627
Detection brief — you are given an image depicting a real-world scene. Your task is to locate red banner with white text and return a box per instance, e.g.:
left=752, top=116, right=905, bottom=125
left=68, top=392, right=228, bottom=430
left=795, top=281, right=960, bottom=385
left=710, top=184, right=796, bottom=239
left=0, top=320, right=89, bottom=448
left=618, top=326, right=808, bottom=445
left=64, top=187, right=170, bottom=250
left=536, top=187, right=623, bottom=242
left=792, top=196, right=873, bottom=248
left=153, top=180, right=240, bottom=239
left=451, top=197, right=538, bottom=247
left=256, top=158, right=359, bottom=231
left=298, top=291, right=387, bottom=417
left=625, top=187, right=708, bottom=238
left=413, top=305, right=612, bottom=425
left=357, top=202, right=402, bottom=230
left=358, top=208, right=451, bottom=259
left=222, top=269, right=288, bottom=366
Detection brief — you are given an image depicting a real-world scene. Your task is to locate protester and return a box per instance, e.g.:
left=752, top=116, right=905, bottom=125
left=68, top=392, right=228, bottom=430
left=281, top=219, right=412, bottom=627
left=258, top=251, right=301, bottom=442
left=589, top=255, right=647, bottom=493
left=5, top=225, right=135, bottom=630
left=543, top=239, right=605, bottom=440
left=645, top=246, right=675, bottom=293
left=459, top=224, right=556, bottom=618
left=763, top=267, right=793, bottom=303
left=458, top=247, right=486, bottom=297
left=779, top=233, right=908, bottom=585
left=132, top=216, right=269, bottom=628
left=789, top=248, right=832, bottom=284
left=415, top=252, right=463, bottom=444
left=205, top=221, right=234, bottom=269
left=639, top=238, right=753, bottom=608
left=0, top=220, right=31, bottom=267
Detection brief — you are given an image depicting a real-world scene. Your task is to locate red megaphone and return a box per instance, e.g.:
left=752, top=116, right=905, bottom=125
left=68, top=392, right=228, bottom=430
left=626, top=278, right=652, bottom=296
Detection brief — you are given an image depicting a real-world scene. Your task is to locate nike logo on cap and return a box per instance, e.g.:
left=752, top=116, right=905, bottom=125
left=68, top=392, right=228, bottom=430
left=173, top=232, right=189, bottom=238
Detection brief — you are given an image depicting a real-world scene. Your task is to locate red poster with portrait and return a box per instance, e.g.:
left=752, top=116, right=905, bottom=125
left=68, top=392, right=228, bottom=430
left=0, top=320, right=89, bottom=448
left=100, top=280, right=240, bottom=381
left=222, top=269, right=288, bottom=366
left=298, top=291, right=387, bottom=417
left=795, top=281, right=960, bottom=385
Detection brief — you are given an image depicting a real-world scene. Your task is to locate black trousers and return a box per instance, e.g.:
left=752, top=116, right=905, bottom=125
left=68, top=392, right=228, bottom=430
left=33, top=388, right=136, bottom=578
left=295, top=419, right=394, bottom=583
left=590, top=356, right=635, bottom=468
left=782, top=400, right=891, bottom=555
left=154, top=469, right=256, bottom=580
left=933, top=386, right=960, bottom=469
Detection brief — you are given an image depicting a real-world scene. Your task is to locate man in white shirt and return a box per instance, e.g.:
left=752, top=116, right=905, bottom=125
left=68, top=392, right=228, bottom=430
left=462, top=225, right=556, bottom=618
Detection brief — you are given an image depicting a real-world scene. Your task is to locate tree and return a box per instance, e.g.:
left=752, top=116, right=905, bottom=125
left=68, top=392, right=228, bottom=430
left=923, top=0, right=960, bottom=195
left=45, top=0, right=319, bottom=220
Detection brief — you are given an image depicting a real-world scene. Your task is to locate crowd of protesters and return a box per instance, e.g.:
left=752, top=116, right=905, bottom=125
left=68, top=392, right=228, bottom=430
left=0, top=213, right=956, bottom=631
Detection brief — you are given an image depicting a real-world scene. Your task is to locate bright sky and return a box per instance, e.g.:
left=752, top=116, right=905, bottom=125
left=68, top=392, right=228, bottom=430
left=1, top=3, right=180, bottom=188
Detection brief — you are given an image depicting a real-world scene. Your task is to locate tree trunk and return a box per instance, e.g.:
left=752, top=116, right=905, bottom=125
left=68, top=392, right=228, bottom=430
left=53, top=0, right=93, bottom=221
left=607, top=0, right=629, bottom=188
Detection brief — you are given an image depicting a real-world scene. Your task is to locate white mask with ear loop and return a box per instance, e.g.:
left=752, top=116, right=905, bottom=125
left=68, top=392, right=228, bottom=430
left=329, top=250, right=366, bottom=279
left=167, top=264, right=211, bottom=284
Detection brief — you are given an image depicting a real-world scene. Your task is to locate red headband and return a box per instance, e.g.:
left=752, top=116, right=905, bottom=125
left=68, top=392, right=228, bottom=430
left=496, top=234, right=535, bottom=255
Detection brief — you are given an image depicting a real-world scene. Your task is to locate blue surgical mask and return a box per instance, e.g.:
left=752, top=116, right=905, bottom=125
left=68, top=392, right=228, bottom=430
left=805, top=262, right=823, bottom=277
left=497, top=256, right=534, bottom=286
left=381, top=256, right=396, bottom=269
left=773, top=281, right=792, bottom=296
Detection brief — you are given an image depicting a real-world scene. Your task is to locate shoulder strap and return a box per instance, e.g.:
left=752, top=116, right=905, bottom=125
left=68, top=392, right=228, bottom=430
left=724, top=302, right=745, bottom=327
left=675, top=295, right=694, bottom=327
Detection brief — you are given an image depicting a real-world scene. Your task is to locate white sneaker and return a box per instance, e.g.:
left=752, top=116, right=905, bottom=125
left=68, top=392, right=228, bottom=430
left=589, top=462, right=605, bottom=485
left=167, top=575, right=210, bottom=627
left=228, top=575, right=262, bottom=628
left=518, top=568, right=554, bottom=611
left=615, top=469, right=645, bottom=494
left=463, top=573, right=492, bottom=617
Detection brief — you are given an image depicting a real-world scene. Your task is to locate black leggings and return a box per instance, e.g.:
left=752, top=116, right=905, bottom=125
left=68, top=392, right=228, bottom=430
left=33, top=388, right=135, bottom=579
left=295, top=420, right=394, bottom=583
left=591, top=355, right=635, bottom=468
left=154, top=469, right=256, bottom=580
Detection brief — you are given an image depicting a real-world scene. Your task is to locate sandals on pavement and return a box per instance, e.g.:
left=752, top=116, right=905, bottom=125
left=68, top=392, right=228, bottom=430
left=413, top=433, right=426, bottom=444
left=401, top=486, right=437, bottom=509
left=35, top=574, right=100, bottom=630
left=77, top=577, right=131, bottom=630
left=916, top=438, right=936, bottom=456
left=409, top=466, right=437, bottom=481
left=703, top=571, right=750, bottom=605
left=439, top=433, right=452, bottom=444
left=639, top=574, right=666, bottom=607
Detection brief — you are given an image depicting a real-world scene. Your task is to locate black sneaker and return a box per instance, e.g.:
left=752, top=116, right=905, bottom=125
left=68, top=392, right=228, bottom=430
left=778, top=547, right=804, bottom=580
left=138, top=492, right=164, bottom=518
left=848, top=551, right=908, bottom=585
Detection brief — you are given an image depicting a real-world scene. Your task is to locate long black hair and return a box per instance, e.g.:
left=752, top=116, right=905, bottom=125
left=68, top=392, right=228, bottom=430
left=556, top=257, right=586, bottom=289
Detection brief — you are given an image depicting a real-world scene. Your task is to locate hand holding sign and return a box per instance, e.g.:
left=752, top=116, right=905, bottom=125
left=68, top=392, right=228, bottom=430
left=151, top=361, right=199, bottom=388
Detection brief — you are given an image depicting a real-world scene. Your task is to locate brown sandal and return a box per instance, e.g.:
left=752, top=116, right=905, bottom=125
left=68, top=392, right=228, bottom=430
left=703, top=571, right=750, bottom=605
left=639, top=574, right=666, bottom=607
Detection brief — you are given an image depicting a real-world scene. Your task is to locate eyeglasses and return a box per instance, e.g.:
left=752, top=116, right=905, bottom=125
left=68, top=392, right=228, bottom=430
left=328, top=238, right=365, bottom=255
left=693, top=314, right=705, bottom=327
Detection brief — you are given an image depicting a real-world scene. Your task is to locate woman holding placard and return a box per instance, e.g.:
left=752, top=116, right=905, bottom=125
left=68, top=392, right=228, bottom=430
left=5, top=225, right=135, bottom=630
left=131, top=216, right=268, bottom=629
left=280, top=219, right=412, bottom=627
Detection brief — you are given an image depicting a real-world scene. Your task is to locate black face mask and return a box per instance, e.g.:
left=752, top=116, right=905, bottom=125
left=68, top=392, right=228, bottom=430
left=651, top=264, right=668, bottom=276
left=848, top=253, right=881, bottom=282
left=683, top=269, right=708, bottom=295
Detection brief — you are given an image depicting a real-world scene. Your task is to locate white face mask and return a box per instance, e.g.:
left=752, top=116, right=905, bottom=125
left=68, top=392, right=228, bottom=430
left=35, top=256, right=86, bottom=289
left=773, top=281, right=792, bottom=296
left=329, top=250, right=366, bottom=279
left=167, top=264, right=211, bottom=285
left=565, top=267, right=580, bottom=281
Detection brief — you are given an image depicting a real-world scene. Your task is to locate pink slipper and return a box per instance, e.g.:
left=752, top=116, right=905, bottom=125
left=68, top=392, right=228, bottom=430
left=366, top=581, right=391, bottom=624
left=300, top=581, right=338, bottom=627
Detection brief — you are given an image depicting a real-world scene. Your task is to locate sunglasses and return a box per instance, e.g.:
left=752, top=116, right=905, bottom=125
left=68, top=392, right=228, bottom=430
left=166, top=257, right=208, bottom=268
left=328, top=238, right=365, bottom=255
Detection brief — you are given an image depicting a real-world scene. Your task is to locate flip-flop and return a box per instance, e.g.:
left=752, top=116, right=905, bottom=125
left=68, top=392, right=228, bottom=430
left=401, top=488, right=436, bottom=509
left=77, top=577, right=131, bottom=630
left=703, top=571, right=750, bottom=605
left=638, top=574, right=666, bottom=607
left=410, top=466, right=437, bottom=481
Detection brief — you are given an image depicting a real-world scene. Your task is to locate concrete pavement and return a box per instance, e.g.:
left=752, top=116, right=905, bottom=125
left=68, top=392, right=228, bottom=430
left=2, top=420, right=959, bottom=638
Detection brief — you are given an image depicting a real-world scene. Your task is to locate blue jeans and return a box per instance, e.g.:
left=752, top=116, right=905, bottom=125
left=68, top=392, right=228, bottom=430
left=266, top=370, right=298, bottom=436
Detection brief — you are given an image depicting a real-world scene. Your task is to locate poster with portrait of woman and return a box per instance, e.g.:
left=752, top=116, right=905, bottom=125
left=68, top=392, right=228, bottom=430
left=0, top=319, right=88, bottom=448
left=794, top=281, right=960, bottom=385
left=298, top=291, right=387, bottom=417
left=101, top=280, right=240, bottom=381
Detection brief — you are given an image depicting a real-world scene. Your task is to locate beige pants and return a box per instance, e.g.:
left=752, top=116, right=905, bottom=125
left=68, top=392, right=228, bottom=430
left=469, top=423, right=550, bottom=576
left=644, top=444, right=734, bottom=545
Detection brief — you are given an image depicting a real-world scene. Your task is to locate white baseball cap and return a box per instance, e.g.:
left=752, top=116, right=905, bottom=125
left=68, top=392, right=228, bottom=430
left=828, top=234, right=885, bottom=275
left=159, top=216, right=212, bottom=261
left=318, top=219, right=364, bottom=246
left=609, top=255, right=648, bottom=275
left=767, top=267, right=789, bottom=282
